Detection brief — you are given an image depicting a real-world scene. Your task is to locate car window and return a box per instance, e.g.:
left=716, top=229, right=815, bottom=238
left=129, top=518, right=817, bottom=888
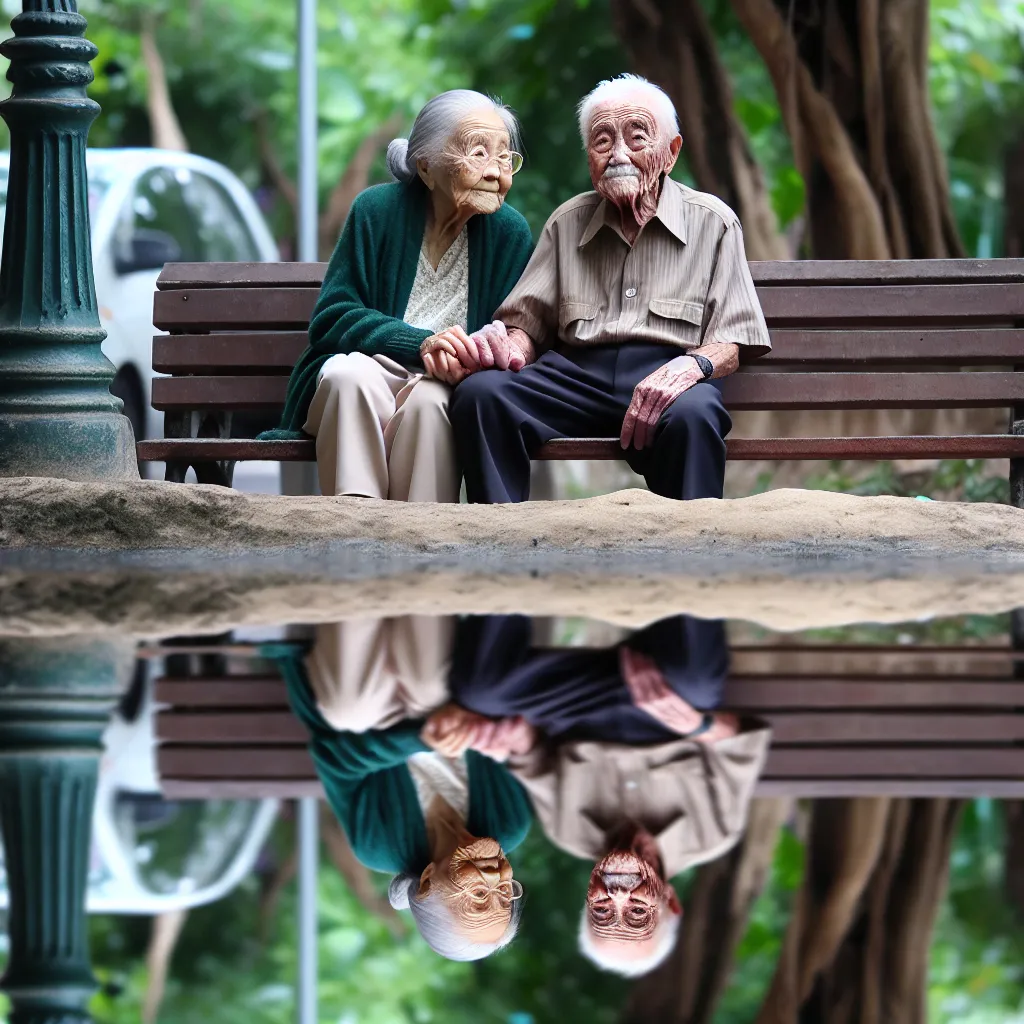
left=179, top=170, right=262, bottom=262
left=113, top=166, right=203, bottom=267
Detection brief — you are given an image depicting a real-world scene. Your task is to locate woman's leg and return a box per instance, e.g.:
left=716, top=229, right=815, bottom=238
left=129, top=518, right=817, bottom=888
left=302, top=352, right=407, bottom=497
left=384, top=375, right=460, bottom=502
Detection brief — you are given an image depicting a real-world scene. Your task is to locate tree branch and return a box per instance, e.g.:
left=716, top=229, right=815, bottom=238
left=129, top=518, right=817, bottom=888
left=139, top=12, right=189, bottom=153
left=252, top=108, right=298, bottom=214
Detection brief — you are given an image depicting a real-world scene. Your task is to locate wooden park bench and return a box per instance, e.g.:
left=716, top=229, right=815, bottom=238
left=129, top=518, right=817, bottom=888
left=137, top=259, right=1024, bottom=487
left=147, top=641, right=1024, bottom=799
left=136, top=257, right=1024, bottom=799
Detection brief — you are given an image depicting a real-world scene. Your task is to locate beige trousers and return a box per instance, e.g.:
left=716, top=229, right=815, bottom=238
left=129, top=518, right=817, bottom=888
left=307, top=617, right=455, bottom=733
left=303, top=351, right=459, bottom=501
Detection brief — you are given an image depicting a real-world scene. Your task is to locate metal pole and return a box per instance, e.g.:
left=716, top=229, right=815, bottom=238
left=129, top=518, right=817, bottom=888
left=296, top=5, right=319, bottom=1024
left=297, top=797, right=319, bottom=1024
left=297, top=0, right=318, bottom=264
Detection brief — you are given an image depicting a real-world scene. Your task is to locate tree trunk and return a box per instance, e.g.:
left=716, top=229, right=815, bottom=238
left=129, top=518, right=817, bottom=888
left=609, top=0, right=790, bottom=260
left=757, top=799, right=961, bottom=1024
left=730, top=0, right=963, bottom=259
left=139, top=13, right=189, bottom=153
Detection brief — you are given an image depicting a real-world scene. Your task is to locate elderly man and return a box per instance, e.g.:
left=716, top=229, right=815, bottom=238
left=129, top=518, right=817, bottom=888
left=444, top=74, right=770, bottom=502
left=425, top=614, right=771, bottom=977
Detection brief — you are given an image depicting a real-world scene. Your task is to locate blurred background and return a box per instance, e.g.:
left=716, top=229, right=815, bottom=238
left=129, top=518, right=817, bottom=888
left=0, top=0, right=1022, bottom=1021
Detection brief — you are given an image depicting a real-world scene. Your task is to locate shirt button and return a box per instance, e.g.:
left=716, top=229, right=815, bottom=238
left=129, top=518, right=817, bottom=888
left=625, top=287, right=637, bottom=298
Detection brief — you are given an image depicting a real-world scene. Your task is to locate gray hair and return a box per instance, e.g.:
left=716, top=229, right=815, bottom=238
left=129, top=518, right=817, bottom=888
left=577, top=73, right=679, bottom=147
left=388, top=873, right=523, bottom=961
left=386, top=90, right=522, bottom=185
left=577, top=902, right=681, bottom=977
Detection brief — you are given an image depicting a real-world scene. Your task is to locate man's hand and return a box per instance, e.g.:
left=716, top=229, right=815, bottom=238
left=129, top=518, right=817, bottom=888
left=620, top=356, right=703, bottom=451
left=620, top=646, right=738, bottom=741
left=466, top=321, right=524, bottom=372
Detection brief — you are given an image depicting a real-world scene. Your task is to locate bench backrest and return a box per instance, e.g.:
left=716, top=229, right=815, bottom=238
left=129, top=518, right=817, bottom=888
left=154, top=644, right=1024, bottom=800
left=152, top=260, right=1024, bottom=430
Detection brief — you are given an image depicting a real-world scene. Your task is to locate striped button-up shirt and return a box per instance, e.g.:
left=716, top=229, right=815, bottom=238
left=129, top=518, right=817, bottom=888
left=496, top=178, right=771, bottom=357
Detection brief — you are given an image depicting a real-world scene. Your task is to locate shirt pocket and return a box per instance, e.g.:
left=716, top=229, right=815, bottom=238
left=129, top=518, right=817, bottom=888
left=647, top=298, right=704, bottom=348
left=558, top=298, right=599, bottom=344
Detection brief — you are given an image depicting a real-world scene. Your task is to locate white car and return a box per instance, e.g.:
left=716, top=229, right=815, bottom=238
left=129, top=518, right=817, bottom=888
left=0, top=148, right=280, bottom=483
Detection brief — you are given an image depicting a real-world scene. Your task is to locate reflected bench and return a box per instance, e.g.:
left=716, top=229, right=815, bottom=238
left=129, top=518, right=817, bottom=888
left=149, top=642, right=1024, bottom=800
left=137, top=258, right=1024, bottom=486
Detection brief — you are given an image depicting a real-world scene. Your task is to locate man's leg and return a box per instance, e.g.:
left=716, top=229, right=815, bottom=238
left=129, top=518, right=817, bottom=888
left=449, top=349, right=620, bottom=503
left=627, top=382, right=732, bottom=500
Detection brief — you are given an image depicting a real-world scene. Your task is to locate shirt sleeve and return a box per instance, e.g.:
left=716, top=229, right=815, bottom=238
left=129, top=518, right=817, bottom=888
left=700, top=220, right=771, bottom=358
left=494, top=216, right=561, bottom=351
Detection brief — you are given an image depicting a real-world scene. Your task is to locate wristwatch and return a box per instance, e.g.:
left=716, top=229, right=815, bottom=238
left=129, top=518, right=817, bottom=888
left=692, top=353, right=714, bottom=379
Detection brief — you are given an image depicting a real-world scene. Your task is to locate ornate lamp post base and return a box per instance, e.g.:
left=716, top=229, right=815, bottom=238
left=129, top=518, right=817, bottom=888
left=0, top=2, right=141, bottom=1020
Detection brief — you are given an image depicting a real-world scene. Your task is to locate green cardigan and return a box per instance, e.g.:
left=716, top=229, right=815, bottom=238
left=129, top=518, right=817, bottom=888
left=273, top=646, right=533, bottom=876
left=263, top=181, right=535, bottom=437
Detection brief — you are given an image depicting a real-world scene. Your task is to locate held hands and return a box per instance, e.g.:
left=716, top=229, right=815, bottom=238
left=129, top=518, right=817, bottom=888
left=620, top=646, right=739, bottom=742
left=420, top=321, right=530, bottom=384
left=620, top=356, right=703, bottom=451
left=422, top=704, right=537, bottom=762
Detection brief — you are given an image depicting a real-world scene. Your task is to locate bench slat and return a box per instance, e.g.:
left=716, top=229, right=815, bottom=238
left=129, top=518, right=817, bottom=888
left=154, top=709, right=1024, bottom=744
left=156, top=744, right=1024, bottom=779
left=136, top=434, right=1024, bottom=464
left=150, top=328, right=1024, bottom=373
left=156, top=777, right=1024, bottom=799
left=149, top=372, right=1024, bottom=413
left=155, top=259, right=1024, bottom=291
left=151, top=676, right=1024, bottom=710
left=152, top=283, right=1024, bottom=331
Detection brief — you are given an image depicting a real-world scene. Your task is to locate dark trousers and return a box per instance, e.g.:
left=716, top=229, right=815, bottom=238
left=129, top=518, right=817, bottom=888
left=448, top=614, right=729, bottom=745
left=448, top=343, right=732, bottom=504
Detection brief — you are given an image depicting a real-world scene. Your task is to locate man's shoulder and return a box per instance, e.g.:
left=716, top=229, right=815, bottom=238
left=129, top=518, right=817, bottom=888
left=543, top=190, right=603, bottom=231
left=670, top=180, right=741, bottom=231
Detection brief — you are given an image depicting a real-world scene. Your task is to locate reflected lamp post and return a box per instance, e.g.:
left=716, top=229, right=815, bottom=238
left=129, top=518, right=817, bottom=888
left=0, top=1, right=137, bottom=1021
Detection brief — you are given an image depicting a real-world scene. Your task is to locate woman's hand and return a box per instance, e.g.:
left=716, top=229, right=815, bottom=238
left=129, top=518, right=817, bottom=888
left=421, top=331, right=472, bottom=385
left=422, top=705, right=537, bottom=761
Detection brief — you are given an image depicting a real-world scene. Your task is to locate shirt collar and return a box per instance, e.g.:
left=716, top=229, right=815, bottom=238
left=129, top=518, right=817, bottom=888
left=578, top=178, right=688, bottom=249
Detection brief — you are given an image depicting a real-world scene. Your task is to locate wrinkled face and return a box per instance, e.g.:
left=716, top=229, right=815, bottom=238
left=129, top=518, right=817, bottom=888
left=421, top=835, right=520, bottom=944
left=586, top=96, right=679, bottom=222
left=585, top=826, right=679, bottom=952
left=419, top=109, right=516, bottom=217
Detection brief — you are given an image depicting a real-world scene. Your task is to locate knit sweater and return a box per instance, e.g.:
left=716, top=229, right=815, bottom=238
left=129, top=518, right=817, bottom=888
left=262, top=181, right=535, bottom=437
left=274, top=645, right=534, bottom=876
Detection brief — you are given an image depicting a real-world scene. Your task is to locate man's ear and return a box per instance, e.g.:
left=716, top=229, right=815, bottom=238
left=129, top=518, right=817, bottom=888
left=418, top=863, right=434, bottom=898
left=664, top=134, right=683, bottom=173
left=417, top=158, right=434, bottom=191
left=666, top=886, right=682, bottom=916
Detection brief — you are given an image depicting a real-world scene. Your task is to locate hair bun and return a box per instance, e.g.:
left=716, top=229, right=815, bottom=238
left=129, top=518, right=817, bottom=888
left=388, top=874, right=414, bottom=910
left=386, top=138, right=414, bottom=183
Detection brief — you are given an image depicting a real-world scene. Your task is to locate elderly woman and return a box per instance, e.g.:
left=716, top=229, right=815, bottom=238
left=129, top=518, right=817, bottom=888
left=264, top=89, right=533, bottom=502
left=271, top=618, right=534, bottom=961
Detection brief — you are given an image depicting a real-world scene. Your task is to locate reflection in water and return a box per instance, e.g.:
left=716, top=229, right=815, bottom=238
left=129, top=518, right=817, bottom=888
left=271, top=612, right=763, bottom=975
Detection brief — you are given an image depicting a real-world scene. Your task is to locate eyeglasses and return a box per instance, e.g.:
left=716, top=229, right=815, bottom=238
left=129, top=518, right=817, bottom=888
left=465, top=149, right=524, bottom=175
left=462, top=879, right=524, bottom=906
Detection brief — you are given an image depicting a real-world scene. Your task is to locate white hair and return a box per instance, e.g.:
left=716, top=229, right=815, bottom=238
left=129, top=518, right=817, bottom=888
left=387, top=90, right=522, bottom=184
left=577, top=902, right=681, bottom=978
left=577, top=74, right=679, bottom=147
left=388, top=873, right=523, bottom=961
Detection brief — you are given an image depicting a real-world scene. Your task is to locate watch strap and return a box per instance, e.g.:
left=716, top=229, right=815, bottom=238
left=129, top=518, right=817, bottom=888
left=692, top=353, right=714, bottom=379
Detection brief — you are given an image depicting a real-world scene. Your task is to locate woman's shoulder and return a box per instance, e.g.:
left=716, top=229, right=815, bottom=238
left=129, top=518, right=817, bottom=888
left=349, top=181, right=410, bottom=220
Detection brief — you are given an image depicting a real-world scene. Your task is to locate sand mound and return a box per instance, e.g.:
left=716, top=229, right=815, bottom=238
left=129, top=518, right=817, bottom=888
left=1, top=477, right=1023, bottom=636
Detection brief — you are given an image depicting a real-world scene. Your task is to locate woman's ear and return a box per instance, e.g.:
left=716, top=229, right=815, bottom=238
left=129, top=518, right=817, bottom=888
left=418, top=862, right=435, bottom=898
left=416, top=158, right=434, bottom=191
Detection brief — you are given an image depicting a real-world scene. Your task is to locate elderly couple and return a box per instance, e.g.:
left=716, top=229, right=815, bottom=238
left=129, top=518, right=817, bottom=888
left=270, top=74, right=770, bottom=974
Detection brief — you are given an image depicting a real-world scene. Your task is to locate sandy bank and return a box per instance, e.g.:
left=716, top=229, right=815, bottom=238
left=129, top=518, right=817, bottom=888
left=1, top=478, right=1022, bottom=636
